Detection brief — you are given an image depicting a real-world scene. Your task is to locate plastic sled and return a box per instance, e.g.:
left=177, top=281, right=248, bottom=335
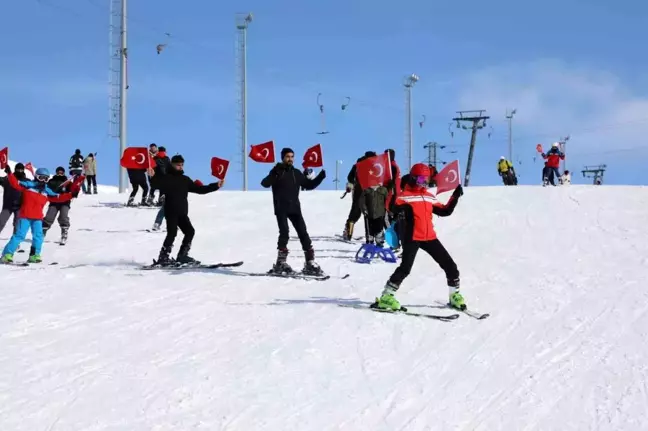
left=385, top=222, right=399, bottom=249
left=355, top=243, right=398, bottom=264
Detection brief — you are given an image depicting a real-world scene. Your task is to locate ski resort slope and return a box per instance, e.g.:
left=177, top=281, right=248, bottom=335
left=1, top=185, right=648, bottom=431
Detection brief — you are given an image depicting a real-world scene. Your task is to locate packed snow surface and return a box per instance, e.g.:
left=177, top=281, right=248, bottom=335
left=1, top=185, right=647, bottom=430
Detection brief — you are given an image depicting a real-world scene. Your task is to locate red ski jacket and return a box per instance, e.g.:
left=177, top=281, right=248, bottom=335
left=543, top=150, right=565, bottom=168
left=8, top=174, right=75, bottom=220
left=394, top=184, right=458, bottom=242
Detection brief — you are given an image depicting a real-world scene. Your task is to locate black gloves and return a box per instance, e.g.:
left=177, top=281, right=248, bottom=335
left=452, top=185, right=463, bottom=198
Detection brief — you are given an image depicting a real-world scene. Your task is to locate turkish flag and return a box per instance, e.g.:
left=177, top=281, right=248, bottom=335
left=0, top=147, right=8, bottom=169
left=536, top=144, right=543, bottom=153
left=356, top=153, right=392, bottom=190
left=302, top=143, right=323, bottom=168
left=210, top=157, right=230, bottom=180
left=120, top=147, right=152, bottom=170
left=25, top=162, right=35, bottom=176
left=435, top=160, right=461, bottom=194
left=249, top=141, right=275, bottom=163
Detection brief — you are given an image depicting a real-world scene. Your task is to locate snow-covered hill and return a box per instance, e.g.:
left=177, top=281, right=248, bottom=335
left=1, top=185, right=647, bottom=430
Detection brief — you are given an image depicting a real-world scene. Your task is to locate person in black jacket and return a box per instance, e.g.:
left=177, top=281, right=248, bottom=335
left=148, top=154, right=223, bottom=265
left=0, top=163, right=26, bottom=235
left=69, top=149, right=86, bottom=193
left=151, top=146, right=171, bottom=230
left=126, top=167, right=150, bottom=207
left=261, top=147, right=326, bottom=275
left=42, top=167, right=73, bottom=244
left=342, top=151, right=376, bottom=240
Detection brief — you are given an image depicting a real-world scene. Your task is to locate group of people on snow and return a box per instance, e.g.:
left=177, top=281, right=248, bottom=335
left=127, top=143, right=170, bottom=208
left=496, top=142, right=571, bottom=186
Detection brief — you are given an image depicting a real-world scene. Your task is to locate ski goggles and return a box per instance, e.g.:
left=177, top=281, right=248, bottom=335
left=415, top=175, right=428, bottom=186
left=36, top=174, right=50, bottom=182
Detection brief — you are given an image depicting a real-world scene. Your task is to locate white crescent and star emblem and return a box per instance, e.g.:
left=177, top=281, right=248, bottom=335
left=133, top=153, right=146, bottom=164
left=261, top=148, right=270, bottom=160
left=371, top=163, right=384, bottom=177
left=0, top=154, right=6, bottom=164
left=310, top=151, right=318, bottom=162
left=446, top=169, right=457, bottom=183
left=218, top=165, right=224, bottom=175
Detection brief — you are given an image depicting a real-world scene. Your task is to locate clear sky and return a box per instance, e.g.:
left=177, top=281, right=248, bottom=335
left=2, top=0, right=647, bottom=188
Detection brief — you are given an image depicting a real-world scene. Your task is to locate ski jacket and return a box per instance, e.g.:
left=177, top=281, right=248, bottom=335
left=83, top=157, right=97, bottom=176
left=385, top=160, right=401, bottom=211
left=69, top=153, right=84, bottom=172
left=261, top=163, right=325, bottom=215
left=7, top=174, right=74, bottom=220
left=497, top=159, right=513, bottom=173
left=150, top=168, right=220, bottom=216
left=394, top=184, right=459, bottom=242
left=542, top=149, right=564, bottom=168
left=1, top=169, right=25, bottom=211
left=360, top=186, right=389, bottom=219
left=153, top=151, right=171, bottom=176
left=47, top=174, right=72, bottom=206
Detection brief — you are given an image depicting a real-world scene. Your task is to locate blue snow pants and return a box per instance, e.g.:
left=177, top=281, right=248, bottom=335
left=2, top=218, right=44, bottom=256
left=155, top=207, right=165, bottom=226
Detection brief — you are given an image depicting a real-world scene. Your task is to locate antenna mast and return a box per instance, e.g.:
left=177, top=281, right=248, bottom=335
left=236, top=13, right=253, bottom=191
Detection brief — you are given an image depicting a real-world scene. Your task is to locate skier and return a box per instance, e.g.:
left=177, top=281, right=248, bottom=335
left=372, top=163, right=466, bottom=312
left=83, top=153, right=97, bottom=194
left=359, top=183, right=389, bottom=246
left=542, top=143, right=565, bottom=186
left=1, top=168, right=78, bottom=264
left=69, top=149, right=86, bottom=193
left=559, top=170, right=571, bottom=185
left=261, top=147, right=326, bottom=275
left=497, top=156, right=517, bottom=185
left=147, top=143, right=159, bottom=205
left=148, top=154, right=223, bottom=265
left=0, top=163, right=26, bottom=235
left=342, top=151, right=376, bottom=240
left=40, top=167, right=73, bottom=246
left=151, top=146, right=171, bottom=231
left=126, top=166, right=150, bottom=207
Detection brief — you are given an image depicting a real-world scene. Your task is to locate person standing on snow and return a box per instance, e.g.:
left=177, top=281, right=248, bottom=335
left=341, top=151, right=376, bottom=240
left=359, top=183, right=389, bottom=247
left=383, top=148, right=401, bottom=221
left=38, top=167, right=74, bottom=248
left=148, top=154, right=224, bottom=266
left=542, top=143, right=565, bottom=186
left=261, top=147, right=326, bottom=275
left=497, top=156, right=517, bottom=185
left=372, top=163, right=466, bottom=312
left=1, top=168, right=78, bottom=264
left=151, top=146, right=171, bottom=231
left=0, top=163, right=26, bottom=236
left=126, top=166, right=150, bottom=207
left=83, top=153, right=98, bottom=194
left=69, top=149, right=86, bottom=193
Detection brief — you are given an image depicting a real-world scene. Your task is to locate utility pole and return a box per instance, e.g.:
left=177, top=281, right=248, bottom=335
left=332, top=160, right=343, bottom=190
left=558, top=135, right=570, bottom=172
left=506, top=108, right=516, bottom=162
left=424, top=142, right=437, bottom=168
left=403, top=74, right=419, bottom=171
left=582, top=164, right=606, bottom=185
left=236, top=13, right=253, bottom=191
left=109, top=0, right=128, bottom=192
left=452, top=110, right=489, bottom=186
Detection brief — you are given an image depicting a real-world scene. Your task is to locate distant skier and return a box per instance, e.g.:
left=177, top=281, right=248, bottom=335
left=372, top=163, right=466, bottom=312
left=69, top=149, right=86, bottom=193
left=497, top=156, right=517, bottom=185
left=359, top=183, right=389, bottom=247
left=342, top=151, right=376, bottom=240
left=261, top=147, right=326, bottom=275
left=127, top=167, right=150, bottom=207
left=151, top=146, right=171, bottom=231
left=40, top=167, right=74, bottom=246
left=0, top=163, right=26, bottom=236
left=542, top=143, right=565, bottom=186
left=148, top=154, right=224, bottom=265
left=559, top=170, right=571, bottom=185
left=1, top=168, right=78, bottom=264
left=83, top=153, right=97, bottom=194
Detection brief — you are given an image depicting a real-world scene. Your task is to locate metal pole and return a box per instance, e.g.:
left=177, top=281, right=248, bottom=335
left=242, top=26, right=248, bottom=191
left=507, top=115, right=512, bottom=162
left=464, top=121, right=479, bottom=187
left=334, top=160, right=340, bottom=190
left=118, top=0, right=127, bottom=193
left=405, top=86, right=412, bottom=170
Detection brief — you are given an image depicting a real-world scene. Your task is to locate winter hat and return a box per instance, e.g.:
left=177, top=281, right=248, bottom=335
left=364, top=151, right=377, bottom=158
left=14, top=162, right=24, bottom=170
left=158, top=146, right=166, bottom=152
left=75, top=149, right=81, bottom=154
left=171, top=154, right=185, bottom=164
left=385, top=149, right=395, bottom=161
left=281, top=148, right=294, bottom=159
left=56, top=166, right=65, bottom=174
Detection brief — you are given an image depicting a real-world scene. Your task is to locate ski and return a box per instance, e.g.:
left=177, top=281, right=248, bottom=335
left=140, top=260, right=244, bottom=270
left=338, top=303, right=459, bottom=321
left=433, top=301, right=490, bottom=320
left=1, top=261, right=58, bottom=267
left=242, top=271, right=346, bottom=281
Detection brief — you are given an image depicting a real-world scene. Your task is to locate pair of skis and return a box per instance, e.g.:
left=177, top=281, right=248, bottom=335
left=339, top=302, right=489, bottom=321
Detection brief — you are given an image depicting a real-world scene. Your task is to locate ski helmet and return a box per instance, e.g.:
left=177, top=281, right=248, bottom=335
left=410, top=163, right=430, bottom=178
left=500, top=156, right=506, bottom=160
left=34, top=167, right=50, bottom=182
left=552, top=142, right=559, bottom=148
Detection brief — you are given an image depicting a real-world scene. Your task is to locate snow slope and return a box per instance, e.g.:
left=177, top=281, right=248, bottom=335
left=1, top=185, right=648, bottom=430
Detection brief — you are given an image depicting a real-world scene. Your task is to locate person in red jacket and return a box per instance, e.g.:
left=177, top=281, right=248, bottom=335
left=1, top=168, right=77, bottom=264
left=372, top=163, right=465, bottom=312
left=542, top=143, right=565, bottom=186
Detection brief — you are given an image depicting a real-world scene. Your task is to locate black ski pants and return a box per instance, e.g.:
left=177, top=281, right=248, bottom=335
left=389, top=239, right=459, bottom=288
left=276, top=211, right=312, bottom=251
left=163, top=213, right=195, bottom=249
left=346, top=187, right=363, bottom=224
left=367, top=217, right=384, bottom=238
left=0, top=209, right=18, bottom=235
left=129, top=178, right=149, bottom=200
left=86, top=175, right=97, bottom=190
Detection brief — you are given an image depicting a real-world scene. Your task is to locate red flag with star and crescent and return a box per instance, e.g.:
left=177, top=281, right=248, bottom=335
left=302, top=144, right=323, bottom=169
left=356, top=153, right=392, bottom=190
left=435, top=159, right=461, bottom=194
left=120, top=147, right=155, bottom=170
left=249, top=141, right=275, bottom=163
left=210, top=157, right=230, bottom=180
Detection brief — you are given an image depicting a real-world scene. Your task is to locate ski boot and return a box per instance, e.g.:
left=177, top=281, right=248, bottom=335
left=375, top=231, right=385, bottom=248
left=176, top=244, right=200, bottom=266
left=60, top=227, right=68, bottom=245
left=126, top=197, right=136, bottom=207
left=1, top=253, right=13, bottom=264
left=140, top=198, right=150, bottom=207
left=151, top=222, right=161, bottom=231
left=28, top=254, right=42, bottom=264
left=93, top=186, right=98, bottom=195
left=302, top=248, right=323, bottom=276
left=449, top=292, right=466, bottom=310
left=271, top=248, right=294, bottom=274
left=370, top=281, right=404, bottom=311
left=342, top=221, right=354, bottom=241
left=155, top=246, right=174, bottom=267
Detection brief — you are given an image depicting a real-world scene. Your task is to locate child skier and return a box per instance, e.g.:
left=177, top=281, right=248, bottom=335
left=359, top=184, right=389, bottom=247
left=372, top=163, right=465, bottom=312
left=1, top=168, right=78, bottom=263
left=147, top=155, right=224, bottom=265
left=41, top=167, right=74, bottom=245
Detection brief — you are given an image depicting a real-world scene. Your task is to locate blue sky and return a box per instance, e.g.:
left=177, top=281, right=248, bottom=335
left=2, top=0, right=647, bottom=188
